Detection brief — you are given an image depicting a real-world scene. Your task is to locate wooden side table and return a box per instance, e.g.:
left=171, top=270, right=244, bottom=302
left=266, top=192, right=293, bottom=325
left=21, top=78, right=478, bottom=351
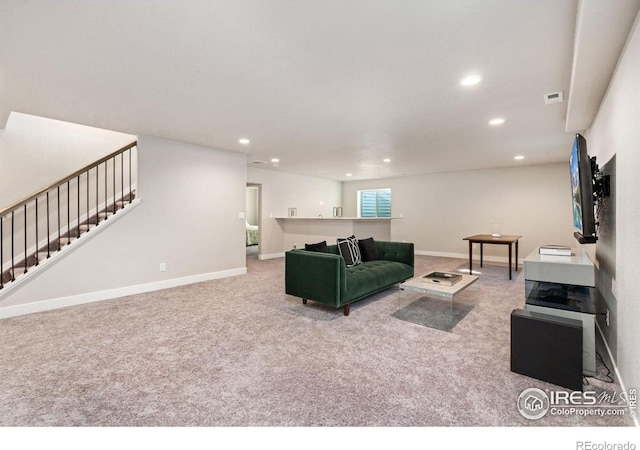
left=463, top=234, right=522, bottom=280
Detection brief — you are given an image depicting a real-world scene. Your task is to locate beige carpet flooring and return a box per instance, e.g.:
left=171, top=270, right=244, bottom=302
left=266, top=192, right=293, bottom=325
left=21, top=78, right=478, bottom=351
left=0, top=253, right=629, bottom=426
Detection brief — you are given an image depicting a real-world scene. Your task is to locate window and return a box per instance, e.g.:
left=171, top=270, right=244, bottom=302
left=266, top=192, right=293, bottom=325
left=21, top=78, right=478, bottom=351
left=358, top=189, right=391, bottom=218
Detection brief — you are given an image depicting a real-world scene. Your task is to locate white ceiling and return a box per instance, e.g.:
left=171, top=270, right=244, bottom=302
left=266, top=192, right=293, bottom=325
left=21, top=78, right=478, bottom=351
left=0, top=0, right=638, bottom=181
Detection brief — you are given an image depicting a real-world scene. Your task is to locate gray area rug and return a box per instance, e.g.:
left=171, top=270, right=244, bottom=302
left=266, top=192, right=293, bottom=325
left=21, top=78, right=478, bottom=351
left=0, top=254, right=629, bottom=426
left=392, top=289, right=476, bottom=332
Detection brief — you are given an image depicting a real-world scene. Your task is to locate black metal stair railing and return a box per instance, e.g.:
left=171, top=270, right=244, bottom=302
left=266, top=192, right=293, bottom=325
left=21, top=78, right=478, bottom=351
left=0, top=142, right=137, bottom=289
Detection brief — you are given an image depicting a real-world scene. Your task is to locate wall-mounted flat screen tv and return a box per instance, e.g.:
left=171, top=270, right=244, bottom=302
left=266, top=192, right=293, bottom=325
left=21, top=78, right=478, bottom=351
left=570, top=133, right=597, bottom=244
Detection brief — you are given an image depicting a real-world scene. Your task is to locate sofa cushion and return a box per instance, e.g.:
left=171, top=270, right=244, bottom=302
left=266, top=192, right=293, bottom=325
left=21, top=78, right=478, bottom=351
left=345, top=260, right=413, bottom=301
left=358, top=237, right=379, bottom=261
left=337, top=235, right=362, bottom=267
left=305, top=240, right=329, bottom=252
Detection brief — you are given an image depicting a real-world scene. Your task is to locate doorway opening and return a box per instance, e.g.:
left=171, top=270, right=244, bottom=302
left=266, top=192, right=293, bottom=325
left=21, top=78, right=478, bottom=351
left=245, top=183, right=261, bottom=260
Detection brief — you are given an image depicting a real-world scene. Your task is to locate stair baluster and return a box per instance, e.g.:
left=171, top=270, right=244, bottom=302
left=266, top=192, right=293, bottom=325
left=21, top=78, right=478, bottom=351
left=11, top=211, right=15, bottom=281
left=112, top=156, right=116, bottom=215
left=86, top=171, right=90, bottom=232
left=46, top=192, right=50, bottom=258
left=1, top=217, right=3, bottom=289
left=23, top=204, right=27, bottom=273
left=66, top=180, right=70, bottom=244
left=35, top=197, right=39, bottom=267
left=57, top=185, right=61, bottom=251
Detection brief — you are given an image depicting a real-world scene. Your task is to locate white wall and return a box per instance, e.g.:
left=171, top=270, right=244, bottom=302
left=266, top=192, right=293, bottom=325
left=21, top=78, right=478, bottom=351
left=585, top=11, right=640, bottom=410
left=0, top=135, right=247, bottom=314
left=342, top=163, right=575, bottom=262
left=0, top=112, right=137, bottom=208
left=247, top=167, right=342, bottom=258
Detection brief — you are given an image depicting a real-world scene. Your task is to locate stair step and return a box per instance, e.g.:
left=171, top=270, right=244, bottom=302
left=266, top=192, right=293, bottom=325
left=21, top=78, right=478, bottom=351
left=2, top=271, right=18, bottom=283
left=9, top=271, right=25, bottom=282
left=57, top=237, right=71, bottom=246
left=11, top=263, right=29, bottom=273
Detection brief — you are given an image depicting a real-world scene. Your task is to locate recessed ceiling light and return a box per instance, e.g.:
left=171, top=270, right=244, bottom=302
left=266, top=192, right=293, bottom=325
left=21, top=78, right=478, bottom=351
left=514, top=155, right=525, bottom=160
left=271, top=158, right=279, bottom=163
left=489, top=118, right=505, bottom=126
left=238, top=138, right=250, bottom=145
left=383, top=158, right=391, bottom=163
left=459, top=75, right=482, bottom=86
left=346, top=173, right=352, bottom=177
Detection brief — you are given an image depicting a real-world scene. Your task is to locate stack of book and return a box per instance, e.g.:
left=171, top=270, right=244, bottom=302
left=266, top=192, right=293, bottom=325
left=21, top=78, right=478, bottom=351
left=539, top=245, right=572, bottom=256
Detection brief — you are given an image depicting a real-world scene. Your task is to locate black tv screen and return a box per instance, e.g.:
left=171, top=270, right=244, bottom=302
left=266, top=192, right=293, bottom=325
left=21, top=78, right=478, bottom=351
left=570, top=133, right=597, bottom=244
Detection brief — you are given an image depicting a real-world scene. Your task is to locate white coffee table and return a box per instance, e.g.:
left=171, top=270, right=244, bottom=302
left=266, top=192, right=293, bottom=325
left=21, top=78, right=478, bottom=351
left=400, top=272, right=478, bottom=299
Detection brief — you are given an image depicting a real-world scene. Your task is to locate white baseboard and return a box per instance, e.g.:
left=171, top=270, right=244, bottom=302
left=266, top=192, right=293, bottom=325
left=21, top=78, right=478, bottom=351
left=415, top=249, right=523, bottom=266
left=259, top=252, right=285, bottom=260
left=0, top=266, right=247, bottom=319
left=595, top=321, right=639, bottom=427
left=415, top=250, right=466, bottom=259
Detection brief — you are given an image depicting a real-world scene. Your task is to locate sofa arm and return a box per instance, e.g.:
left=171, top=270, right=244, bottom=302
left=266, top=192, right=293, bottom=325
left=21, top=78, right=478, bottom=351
left=285, top=250, right=346, bottom=307
left=375, top=241, right=414, bottom=268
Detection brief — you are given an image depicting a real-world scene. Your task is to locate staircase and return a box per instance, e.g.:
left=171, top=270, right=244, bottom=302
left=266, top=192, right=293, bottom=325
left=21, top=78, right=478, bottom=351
left=0, top=191, right=135, bottom=287
left=1, top=142, right=137, bottom=291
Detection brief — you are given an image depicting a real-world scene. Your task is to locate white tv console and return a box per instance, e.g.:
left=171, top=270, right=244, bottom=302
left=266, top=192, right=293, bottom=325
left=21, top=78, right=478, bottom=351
left=523, top=248, right=596, bottom=376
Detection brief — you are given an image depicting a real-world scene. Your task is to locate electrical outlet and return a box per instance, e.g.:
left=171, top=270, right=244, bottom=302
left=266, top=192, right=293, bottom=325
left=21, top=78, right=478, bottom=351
left=160, top=263, right=166, bottom=272
left=606, top=309, right=610, bottom=327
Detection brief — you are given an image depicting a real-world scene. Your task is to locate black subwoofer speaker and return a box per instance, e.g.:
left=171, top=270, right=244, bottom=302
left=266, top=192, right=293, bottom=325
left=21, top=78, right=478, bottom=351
left=510, top=308, right=583, bottom=391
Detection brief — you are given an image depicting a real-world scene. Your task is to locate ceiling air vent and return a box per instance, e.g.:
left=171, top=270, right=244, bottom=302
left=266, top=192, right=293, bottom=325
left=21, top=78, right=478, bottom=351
left=544, top=91, right=563, bottom=105
left=250, top=160, right=267, bottom=165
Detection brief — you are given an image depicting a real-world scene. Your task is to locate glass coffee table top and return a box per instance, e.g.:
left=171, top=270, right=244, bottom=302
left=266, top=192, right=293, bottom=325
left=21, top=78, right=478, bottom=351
left=399, top=273, right=478, bottom=298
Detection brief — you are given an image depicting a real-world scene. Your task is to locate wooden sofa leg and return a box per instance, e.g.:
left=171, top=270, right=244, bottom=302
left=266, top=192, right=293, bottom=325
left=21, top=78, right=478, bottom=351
left=302, top=298, right=307, bottom=304
left=343, top=304, right=350, bottom=316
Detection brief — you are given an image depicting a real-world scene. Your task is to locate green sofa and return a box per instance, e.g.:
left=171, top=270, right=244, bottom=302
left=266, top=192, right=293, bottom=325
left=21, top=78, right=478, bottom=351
left=285, top=240, right=414, bottom=316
